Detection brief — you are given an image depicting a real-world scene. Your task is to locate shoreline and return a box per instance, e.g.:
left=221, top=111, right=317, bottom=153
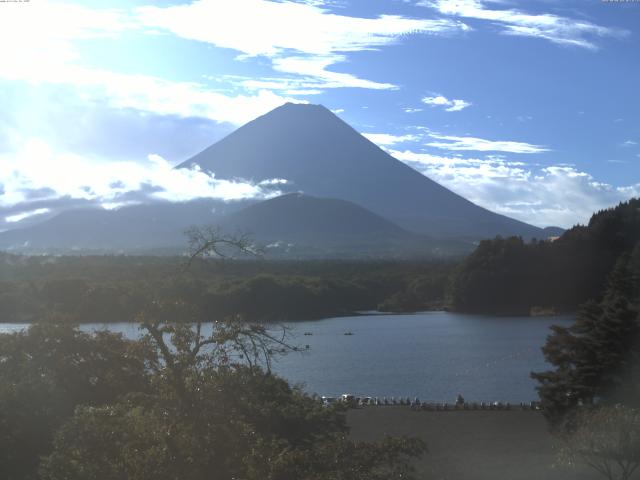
left=0, top=307, right=577, bottom=325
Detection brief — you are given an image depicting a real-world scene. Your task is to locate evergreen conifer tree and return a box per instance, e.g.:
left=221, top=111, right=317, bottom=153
left=532, top=247, right=640, bottom=429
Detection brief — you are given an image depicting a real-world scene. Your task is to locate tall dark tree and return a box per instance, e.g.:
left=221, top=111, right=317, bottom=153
left=532, top=249, right=640, bottom=428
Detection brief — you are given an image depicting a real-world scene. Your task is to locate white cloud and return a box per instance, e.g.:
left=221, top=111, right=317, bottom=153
left=426, top=133, right=549, bottom=153
left=423, top=0, right=628, bottom=50
left=0, top=58, right=303, bottom=126
left=137, top=0, right=469, bottom=91
left=228, top=71, right=390, bottom=94
left=6, top=208, right=51, bottom=224
left=0, top=2, right=129, bottom=79
left=363, top=133, right=420, bottom=146
left=271, top=55, right=396, bottom=90
left=388, top=148, right=640, bottom=228
left=0, top=0, right=471, bottom=129
left=404, top=107, right=423, bottom=113
left=0, top=2, right=308, bottom=127
left=0, top=139, right=285, bottom=211
left=137, top=0, right=466, bottom=57
left=622, top=140, right=637, bottom=147
left=422, top=95, right=471, bottom=112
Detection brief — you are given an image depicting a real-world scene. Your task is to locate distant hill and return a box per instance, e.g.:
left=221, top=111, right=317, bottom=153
left=217, top=193, right=470, bottom=258
left=181, top=102, right=547, bottom=240
left=220, top=192, right=405, bottom=241
left=0, top=194, right=473, bottom=257
left=0, top=200, right=246, bottom=254
left=448, top=198, right=640, bottom=314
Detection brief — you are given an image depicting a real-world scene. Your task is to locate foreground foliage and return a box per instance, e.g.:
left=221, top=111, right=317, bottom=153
left=556, top=405, right=640, bottom=480
left=0, top=321, right=426, bottom=480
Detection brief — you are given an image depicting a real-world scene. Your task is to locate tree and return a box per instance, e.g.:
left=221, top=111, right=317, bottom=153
left=532, top=250, right=640, bottom=428
left=556, top=405, right=640, bottom=480
left=38, top=315, right=426, bottom=480
left=0, top=322, right=150, bottom=480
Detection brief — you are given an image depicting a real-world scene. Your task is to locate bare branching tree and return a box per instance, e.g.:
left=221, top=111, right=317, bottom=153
left=184, top=225, right=264, bottom=268
left=138, top=226, right=297, bottom=399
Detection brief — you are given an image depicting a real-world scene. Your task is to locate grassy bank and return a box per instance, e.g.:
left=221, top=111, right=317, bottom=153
left=348, top=408, right=600, bottom=480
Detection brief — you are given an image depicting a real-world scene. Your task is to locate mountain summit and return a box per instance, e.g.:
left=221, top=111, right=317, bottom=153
left=180, top=103, right=543, bottom=239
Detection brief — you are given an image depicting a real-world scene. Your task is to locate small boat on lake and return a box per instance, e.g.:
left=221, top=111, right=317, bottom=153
left=344, top=331, right=354, bottom=336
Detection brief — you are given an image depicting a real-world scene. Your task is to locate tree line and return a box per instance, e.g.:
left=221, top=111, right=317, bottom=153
left=0, top=255, right=454, bottom=323
left=448, top=199, right=640, bottom=314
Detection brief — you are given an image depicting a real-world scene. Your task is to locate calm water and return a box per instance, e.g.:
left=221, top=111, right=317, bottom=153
left=0, top=312, right=573, bottom=403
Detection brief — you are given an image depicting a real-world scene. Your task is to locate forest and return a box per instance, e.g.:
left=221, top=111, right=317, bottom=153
left=448, top=199, right=640, bottom=315
left=0, top=255, right=453, bottom=323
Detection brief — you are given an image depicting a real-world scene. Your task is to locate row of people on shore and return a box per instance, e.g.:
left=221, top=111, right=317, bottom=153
left=321, top=395, right=541, bottom=411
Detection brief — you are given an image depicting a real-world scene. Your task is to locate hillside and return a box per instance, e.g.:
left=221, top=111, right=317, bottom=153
left=0, top=200, right=246, bottom=253
left=448, top=198, right=640, bottom=314
left=216, top=193, right=466, bottom=257
left=221, top=193, right=406, bottom=239
left=219, top=193, right=473, bottom=258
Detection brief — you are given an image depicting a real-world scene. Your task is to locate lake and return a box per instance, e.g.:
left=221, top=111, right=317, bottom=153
left=0, top=311, right=573, bottom=403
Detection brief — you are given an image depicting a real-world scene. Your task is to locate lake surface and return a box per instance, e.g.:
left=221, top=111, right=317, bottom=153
left=0, top=312, right=573, bottom=403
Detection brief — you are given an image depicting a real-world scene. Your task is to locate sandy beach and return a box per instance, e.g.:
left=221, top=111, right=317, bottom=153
left=348, top=407, right=602, bottom=480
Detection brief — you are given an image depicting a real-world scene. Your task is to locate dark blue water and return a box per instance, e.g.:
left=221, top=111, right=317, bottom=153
left=0, top=312, right=572, bottom=403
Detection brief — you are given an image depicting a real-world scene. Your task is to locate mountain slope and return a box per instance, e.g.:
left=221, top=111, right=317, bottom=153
left=219, top=193, right=406, bottom=241
left=217, top=193, right=471, bottom=258
left=0, top=200, right=245, bottom=253
left=0, top=194, right=472, bottom=257
left=180, top=103, right=545, bottom=239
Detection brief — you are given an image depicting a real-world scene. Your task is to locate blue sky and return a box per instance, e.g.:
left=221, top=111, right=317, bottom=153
left=0, top=0, right=638, bottom=229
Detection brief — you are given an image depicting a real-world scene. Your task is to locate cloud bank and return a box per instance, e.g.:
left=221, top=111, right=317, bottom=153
left=138, top=0, right=469, bottom=92
left=0, top=0, right=473, bottom=129
left=423, top=0, right=628, bottom=50
left=0, top=139, right=285, bottom=226
left=389, top=148, right=640, bottom=228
